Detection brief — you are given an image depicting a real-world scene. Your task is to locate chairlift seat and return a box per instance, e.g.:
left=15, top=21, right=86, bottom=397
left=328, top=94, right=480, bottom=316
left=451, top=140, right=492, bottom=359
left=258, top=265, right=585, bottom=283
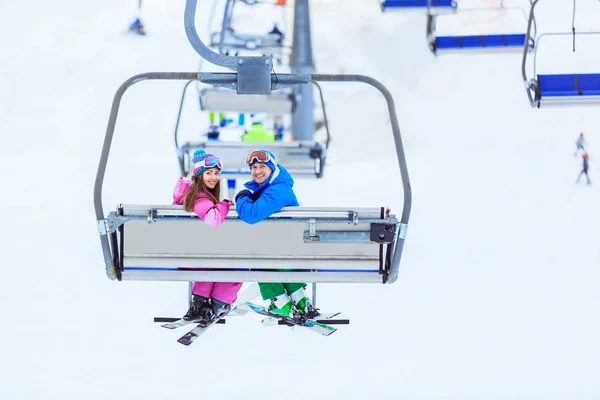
left=199, top=87, right=296, bottom=114
left=536, top=73, right=600, bottom=98
left=102, top=204, right=401, bottom=284
left=179, top=140, right=325, bottom=178
left=434, top=33, right=527, bottom=50
left=381, top=0, right=457, bottom=11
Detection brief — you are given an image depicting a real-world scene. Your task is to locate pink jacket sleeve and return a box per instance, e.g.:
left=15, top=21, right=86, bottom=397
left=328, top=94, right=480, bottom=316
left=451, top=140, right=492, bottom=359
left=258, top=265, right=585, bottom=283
left=172, top=177, right=231, bottom=227
left=172, top=177, right=191, bottom=205
left=192, top=196, right=231, bottom=227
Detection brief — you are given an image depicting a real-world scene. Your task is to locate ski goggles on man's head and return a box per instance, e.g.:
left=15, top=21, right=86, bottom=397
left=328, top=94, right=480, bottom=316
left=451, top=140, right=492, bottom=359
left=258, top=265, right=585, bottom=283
left=194, top=155, right=223, bottom=170
left=245, top=150, right=276, bottom=166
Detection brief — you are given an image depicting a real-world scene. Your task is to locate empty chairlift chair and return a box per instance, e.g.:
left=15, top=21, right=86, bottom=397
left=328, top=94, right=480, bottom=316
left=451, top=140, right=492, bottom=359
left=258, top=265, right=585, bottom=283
left=426, top=1, right=535, bottom=54
left=521, top=0, right=600, bottom=107
left=209, top=0, right=286, bottom=53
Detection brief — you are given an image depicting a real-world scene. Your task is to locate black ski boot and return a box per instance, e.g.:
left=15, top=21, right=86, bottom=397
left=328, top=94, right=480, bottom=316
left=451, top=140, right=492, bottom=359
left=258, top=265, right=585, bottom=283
left=183, top=295, right=210, bottom=321
left=196, top=298, right=232, bottom=327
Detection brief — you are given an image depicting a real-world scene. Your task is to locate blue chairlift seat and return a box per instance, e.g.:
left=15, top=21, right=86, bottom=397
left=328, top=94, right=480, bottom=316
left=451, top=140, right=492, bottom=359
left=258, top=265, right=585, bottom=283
left=381, top=0, right=457, bottom=11
left=536, top=74, right=600, bottom=98
left=434, top=33, right=526, bottom=50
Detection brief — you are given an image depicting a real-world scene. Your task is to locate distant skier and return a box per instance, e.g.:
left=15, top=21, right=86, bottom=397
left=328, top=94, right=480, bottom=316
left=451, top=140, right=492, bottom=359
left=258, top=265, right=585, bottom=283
left=128, top=17, right=146, bottom=36
left=574, top=132, right=587, bottom=156
left=576, top=152, right=591, bottom=185
left=128, top=0, right=146, bottom=36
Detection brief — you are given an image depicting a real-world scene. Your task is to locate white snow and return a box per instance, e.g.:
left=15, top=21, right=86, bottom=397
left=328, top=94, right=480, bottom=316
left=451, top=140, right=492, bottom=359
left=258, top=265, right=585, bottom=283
left=1, top=0, right=599, bottom=398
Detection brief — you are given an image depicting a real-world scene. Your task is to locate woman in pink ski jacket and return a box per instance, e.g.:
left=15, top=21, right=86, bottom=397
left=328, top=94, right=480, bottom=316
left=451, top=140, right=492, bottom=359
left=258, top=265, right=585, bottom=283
left=172, top=149, right=242, bottom=327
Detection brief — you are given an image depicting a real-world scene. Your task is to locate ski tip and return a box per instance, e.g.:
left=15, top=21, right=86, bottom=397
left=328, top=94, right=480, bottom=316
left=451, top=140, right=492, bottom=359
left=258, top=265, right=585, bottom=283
left=177, top=332, right=198, bottom=346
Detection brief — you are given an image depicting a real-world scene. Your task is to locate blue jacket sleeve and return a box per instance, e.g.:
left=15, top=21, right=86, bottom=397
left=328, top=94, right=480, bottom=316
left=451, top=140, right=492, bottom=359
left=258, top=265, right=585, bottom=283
left=236, top=185, right=291, bottom=224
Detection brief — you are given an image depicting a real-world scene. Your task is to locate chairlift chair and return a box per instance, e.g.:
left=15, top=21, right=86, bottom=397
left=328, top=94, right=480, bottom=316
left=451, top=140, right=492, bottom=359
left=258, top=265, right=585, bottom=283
left=209, top=0, right=287, bottom=54
left=96, top=73, right=409, bottom=281
left=96, top=72, right=410, bottom=284
left=180, top=140, right=326, bottom=178
left=426, top=0, right=535, bottom=54
left=522, top=0, right=600, bottom=107
left=173, top=80, right=332, bottom=181
left=95, top=0, right=411, bottom=323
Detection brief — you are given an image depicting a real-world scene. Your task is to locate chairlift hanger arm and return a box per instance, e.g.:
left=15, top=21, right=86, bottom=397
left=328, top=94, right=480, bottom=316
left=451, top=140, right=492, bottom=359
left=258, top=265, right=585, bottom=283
left=311, top=81, right=332, bottom=149
left=173, top=79, right=195, bottom=156
left=218, top=0, right=236, bottom=56
left=521, top=0, right=541, bottom=107
left=184, top=0, right=248, bottom=70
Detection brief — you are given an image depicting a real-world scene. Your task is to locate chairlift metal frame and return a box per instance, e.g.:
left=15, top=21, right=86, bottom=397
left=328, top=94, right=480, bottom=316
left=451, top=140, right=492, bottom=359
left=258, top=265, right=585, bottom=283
left=522, top=0, right=600, bottom=107
left=94, top=1, right=412, bottom=318
left=426, top=0, right=536, bottom=54
left=210, top=0, right=289, bottom=55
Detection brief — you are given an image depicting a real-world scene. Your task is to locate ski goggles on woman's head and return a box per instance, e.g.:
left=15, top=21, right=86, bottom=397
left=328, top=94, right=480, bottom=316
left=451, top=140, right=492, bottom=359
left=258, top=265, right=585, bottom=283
left=245, top=150, right=276, bottom=166
left=194, top=155, right=223, bottom=170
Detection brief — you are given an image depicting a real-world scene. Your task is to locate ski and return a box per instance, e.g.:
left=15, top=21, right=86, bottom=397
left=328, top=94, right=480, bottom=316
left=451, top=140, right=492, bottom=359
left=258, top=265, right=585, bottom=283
left=161, top=304, right=249, bottom=330
left=161, top=284, right=258, bottom=330
left=247, top=302, right=337, bottom=336
left=175, top=304, right=240, bottom=346
left=176, top=321, right=217, bottom=346
left=161, top=318, right=202, bottom=330
left=260, top=311, right=341, bottom=327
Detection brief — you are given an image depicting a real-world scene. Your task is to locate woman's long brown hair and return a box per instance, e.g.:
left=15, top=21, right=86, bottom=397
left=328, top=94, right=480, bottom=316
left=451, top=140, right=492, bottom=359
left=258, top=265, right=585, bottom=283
left=183, top=173, right=222, bottom=212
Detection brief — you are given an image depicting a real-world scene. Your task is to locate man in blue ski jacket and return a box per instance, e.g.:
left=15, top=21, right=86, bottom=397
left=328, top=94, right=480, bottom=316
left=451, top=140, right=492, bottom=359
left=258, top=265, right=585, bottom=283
left=235, top=149, right=317, bottom=319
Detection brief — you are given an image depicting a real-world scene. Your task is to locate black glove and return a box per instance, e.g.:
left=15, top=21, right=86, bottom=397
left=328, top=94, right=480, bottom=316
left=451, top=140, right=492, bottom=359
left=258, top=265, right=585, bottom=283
left=235, top=190, right=252, bottom=202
